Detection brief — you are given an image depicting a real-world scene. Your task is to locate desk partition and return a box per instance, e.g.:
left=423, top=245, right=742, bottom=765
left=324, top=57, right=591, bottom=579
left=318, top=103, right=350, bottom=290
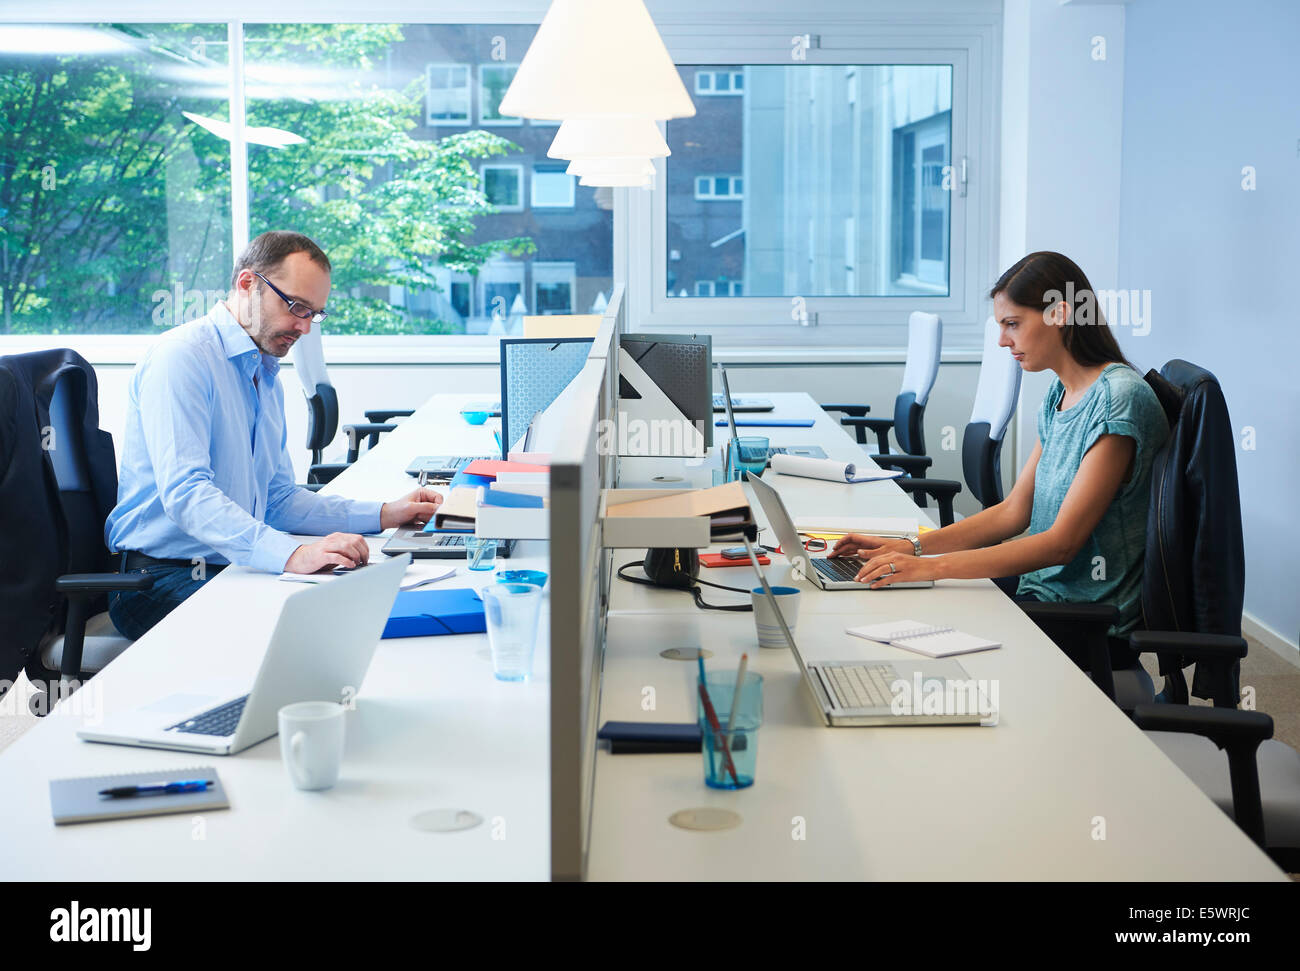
left=548, top=285, right=622, bottom=880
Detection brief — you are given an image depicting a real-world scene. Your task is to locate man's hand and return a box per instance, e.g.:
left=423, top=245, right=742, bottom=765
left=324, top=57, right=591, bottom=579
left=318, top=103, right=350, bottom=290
left=380, top=487, right=445, bottom=530
left=284, top=532, right=371, bottom=574
left=828, top=533, right=912, bottom=559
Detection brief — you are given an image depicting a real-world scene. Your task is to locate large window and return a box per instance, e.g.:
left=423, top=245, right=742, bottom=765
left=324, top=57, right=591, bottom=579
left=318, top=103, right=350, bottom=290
left=626, top=15, right=996, bottom=349
left=0, top=24, right=232, bottom=335
left=2, top=22, right=613, bottom=338
left=667, top=64, right=952, bottom=300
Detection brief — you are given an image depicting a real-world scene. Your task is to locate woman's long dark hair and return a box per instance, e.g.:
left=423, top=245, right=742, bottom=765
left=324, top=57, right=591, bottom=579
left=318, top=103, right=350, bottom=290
left=989, top=251, right=1132, bottom=369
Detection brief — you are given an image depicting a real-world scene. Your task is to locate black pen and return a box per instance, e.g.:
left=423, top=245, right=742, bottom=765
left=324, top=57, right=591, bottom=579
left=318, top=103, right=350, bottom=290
left=99, top=780, right=214, bottom=798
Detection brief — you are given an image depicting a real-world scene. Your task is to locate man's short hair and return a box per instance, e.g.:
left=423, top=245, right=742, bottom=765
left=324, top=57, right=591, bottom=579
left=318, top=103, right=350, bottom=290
left=231, top=231, right=331, bottom=288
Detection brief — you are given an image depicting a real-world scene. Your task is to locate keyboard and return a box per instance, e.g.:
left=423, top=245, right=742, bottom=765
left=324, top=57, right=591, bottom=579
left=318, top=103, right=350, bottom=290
left=820, top=664, right=896, bottom=710
left=405, top=455, right=493, bottom=478
left=768, top=445, right=827, bottom=460
left=167, top=695, right=248, bottom=737
left=812, top=557, right=865, bottom=582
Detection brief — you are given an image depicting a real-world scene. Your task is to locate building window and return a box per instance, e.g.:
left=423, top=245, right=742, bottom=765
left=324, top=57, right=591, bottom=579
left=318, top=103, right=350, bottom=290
left=694, top=175, right=743, bottom=201
left=531, top=166, right=575, bottom=208
left=533, top=262, right=576, bottom=315
left=694, top=280, right=742, bottom=297
left=695, top=280, right=715, bottom=296
left=481, top=164, right=524, bottom=211
left=695, top=69, right=744, bottom=95
left=479, top=64, right=521, bottom=125
left=477, top=258, right=526, bottom=334
left=892, top=113, right=951, bottom=288
left=427, top=63, right=471, bottom=125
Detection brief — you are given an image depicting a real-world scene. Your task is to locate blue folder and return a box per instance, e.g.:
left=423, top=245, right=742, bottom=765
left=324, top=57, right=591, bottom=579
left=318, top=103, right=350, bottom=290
left=715, top=418, right=816, bottom=427
left=382, top=588, right=486, bottom=639
left=480, top=489, right=545, bottom=509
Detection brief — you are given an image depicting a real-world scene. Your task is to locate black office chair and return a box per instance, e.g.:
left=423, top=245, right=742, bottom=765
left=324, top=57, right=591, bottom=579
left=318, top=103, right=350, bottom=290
left=0, top=350, right=154, bottom=715
left=292, top=328, right=410, bottom=489
left=1018, top=360, right=1243, bottom=712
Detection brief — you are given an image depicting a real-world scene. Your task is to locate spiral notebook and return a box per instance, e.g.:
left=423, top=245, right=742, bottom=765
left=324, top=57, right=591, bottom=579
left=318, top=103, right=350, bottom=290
left=845, top=620, right=1001, bottom=658
left=49, top=767, right=230, bottom=825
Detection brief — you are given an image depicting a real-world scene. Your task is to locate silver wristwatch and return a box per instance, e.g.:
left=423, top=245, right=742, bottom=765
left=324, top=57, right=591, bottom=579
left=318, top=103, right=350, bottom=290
left=910, top=535, right=923, bottom=557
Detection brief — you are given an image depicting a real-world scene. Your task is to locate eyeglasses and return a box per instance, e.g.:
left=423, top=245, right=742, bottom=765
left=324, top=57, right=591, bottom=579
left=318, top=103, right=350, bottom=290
left=253, top=271, right=328, bottom=324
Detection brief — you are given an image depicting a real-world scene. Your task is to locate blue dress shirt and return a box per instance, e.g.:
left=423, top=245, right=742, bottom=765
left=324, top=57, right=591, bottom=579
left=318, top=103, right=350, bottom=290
left=105, top=304, right=384, bottom=573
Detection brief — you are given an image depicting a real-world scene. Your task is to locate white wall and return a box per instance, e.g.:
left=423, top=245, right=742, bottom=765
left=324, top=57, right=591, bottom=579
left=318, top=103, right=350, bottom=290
left=1115, top=0, right=1300, bottom=651
left=1000, top=0, right=1128, bottom=468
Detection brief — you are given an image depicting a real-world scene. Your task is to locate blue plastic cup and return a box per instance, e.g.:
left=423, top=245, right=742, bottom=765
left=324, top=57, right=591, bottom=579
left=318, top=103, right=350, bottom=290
left=481, top=582, right=542, bottom=682
left=698, top=671, right=764, bottom=789
left=734, top=436, right=770, bottom=477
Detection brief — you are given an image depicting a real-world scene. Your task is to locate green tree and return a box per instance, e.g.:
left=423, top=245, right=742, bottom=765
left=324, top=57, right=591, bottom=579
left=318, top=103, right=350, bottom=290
left=0, top=23, right=533, bottom=335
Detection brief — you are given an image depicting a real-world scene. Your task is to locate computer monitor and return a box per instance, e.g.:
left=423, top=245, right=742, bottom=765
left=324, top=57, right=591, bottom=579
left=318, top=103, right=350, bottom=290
left=617, top=333, right=713, bottom=453
left=499, top=337, right=594, bottom=459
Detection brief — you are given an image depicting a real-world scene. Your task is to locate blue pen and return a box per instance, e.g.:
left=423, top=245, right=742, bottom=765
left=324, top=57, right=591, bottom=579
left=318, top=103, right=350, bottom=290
left=99, top=780, right=214, bottom=798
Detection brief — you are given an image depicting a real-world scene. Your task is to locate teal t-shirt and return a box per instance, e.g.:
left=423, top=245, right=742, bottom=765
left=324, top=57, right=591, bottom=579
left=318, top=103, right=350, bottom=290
left=1017, top=363, right=1169, bottom=635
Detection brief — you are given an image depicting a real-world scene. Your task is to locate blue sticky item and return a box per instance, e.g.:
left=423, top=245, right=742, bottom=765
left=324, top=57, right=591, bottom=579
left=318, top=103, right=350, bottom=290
left=480, top=490, right=545, bottom=509
left=715, top=419, right=815, bottom=427
left=497, top=570, right=547, bottom=587
left=461, top=410, right=489, bottom=425
left=448, top=470, right=495, bottom=490
left=382, top=588, right=487, bottom=639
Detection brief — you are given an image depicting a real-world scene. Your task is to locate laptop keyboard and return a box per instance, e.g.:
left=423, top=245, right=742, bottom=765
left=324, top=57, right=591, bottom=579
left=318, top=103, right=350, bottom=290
left=167, top=695, right=248, bottom=737
left=821, top=664, right=896, bottom=710
left=812, top=557, right=865, bottom=582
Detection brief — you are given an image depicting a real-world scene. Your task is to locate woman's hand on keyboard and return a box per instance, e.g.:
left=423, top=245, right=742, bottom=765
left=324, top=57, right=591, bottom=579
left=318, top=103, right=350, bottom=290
left=828, top=534, right=911, bottom=560
left=855, top=551, right=937, bottom=588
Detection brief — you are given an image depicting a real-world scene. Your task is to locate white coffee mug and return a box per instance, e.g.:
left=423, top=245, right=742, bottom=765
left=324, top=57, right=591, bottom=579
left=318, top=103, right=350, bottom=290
left=751, top=586, right=801, bottom=649
left=279, top=701, right=346, bottom=791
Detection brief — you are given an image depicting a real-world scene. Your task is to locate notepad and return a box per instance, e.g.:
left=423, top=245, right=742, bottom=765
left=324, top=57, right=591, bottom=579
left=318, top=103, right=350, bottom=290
left=845, top=620, right=1001, bottom=658
left=50, top=767, right=230, bottom=825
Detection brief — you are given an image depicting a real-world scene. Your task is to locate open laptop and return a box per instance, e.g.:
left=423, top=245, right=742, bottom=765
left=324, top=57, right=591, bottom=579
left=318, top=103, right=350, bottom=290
left=405, top=455, right=494, bottom=479
left=78, top=554, right=410, bottom=755
left=742, top=536, right=993, bottom=726
left=717, top=365, right=825, bottom=462
left=746, top=471, right=933, bottom=591
left=712, top=393, right=773, bottom=413
left=382, top=529, right=516, bottom=560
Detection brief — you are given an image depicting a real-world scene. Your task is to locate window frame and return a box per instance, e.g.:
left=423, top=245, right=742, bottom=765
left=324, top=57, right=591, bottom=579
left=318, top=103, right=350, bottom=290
left=693, top=174, right=743, bottom=201
left=694, top=69, right=744, bottom=95
left=478, top=62, right=522, bottom=126
left=532, top=261, right=577, bottom=315
left=620, top=18, right=1000, bottom=351
left=425, top=62, right=472, bottom=127
left=480, top=162, right=525, bottom=213
left=531, top=165, right=576, bottom=209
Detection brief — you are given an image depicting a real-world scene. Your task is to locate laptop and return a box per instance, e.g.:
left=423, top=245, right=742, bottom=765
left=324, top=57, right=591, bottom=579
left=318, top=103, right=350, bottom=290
left=405, top=455, right=494, bottom=479
left=78, top=555, right=410, bottom=755
left=742, top=537, right=993, bottom=726
left=382, top=529, right=516, bottom=560
left=745, top=471, right=933, bottom=591
left=717, top=366, right=825, bottom=462
left=712, top=393, right=774, bottom=413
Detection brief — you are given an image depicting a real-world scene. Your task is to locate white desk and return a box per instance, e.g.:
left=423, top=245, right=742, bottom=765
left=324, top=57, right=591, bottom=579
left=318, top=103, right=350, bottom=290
left=0, top=394, right=551, bottom=880
left=588, top=393, right=1284, bottom=880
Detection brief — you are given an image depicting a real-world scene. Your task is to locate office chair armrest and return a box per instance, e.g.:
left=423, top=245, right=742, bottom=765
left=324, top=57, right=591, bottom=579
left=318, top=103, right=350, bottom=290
left=364, top=409, right=415, bottom=424
left=308, top=462, right=350, bottom=486
left=840, top=416, right=894, bottom=452
left=55, top=572, right=156, bottom=596
left=53, top=571, right=156, bottom=679
left=1129, top=631, right=1248, bottom=662
left=342, top=422, right=397, bottom=463
left=1018, top=601, right=1118, bottom=626
left=821, top=403, right=870, bottom=417
left=894, top=477, right=962, bottom=527
left=1132, top=703, right=1272, bottom=847
left=869, top=453, right=932, bottom=475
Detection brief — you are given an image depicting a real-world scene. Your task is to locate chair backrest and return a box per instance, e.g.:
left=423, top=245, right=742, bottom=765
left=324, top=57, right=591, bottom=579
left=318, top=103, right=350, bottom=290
left=1142, top=360, right=1245, bottom=638
left=962, top=316, right=1022, bottom=506
left=894, top=311, right=942, bottom=454
left=0, top=350, right=117, bottom=689
left=291, top=328, right=337, bottom=460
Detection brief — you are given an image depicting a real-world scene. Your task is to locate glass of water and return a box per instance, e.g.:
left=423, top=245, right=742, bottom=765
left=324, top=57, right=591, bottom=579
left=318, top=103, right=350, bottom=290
left=465, top=536, right=497, bottom=571
left=481, top=582, right=542, bottom=682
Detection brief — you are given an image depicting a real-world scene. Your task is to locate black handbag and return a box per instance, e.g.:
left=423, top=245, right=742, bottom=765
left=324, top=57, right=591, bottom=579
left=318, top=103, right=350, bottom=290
left=617, top=547, right=752, bottom=612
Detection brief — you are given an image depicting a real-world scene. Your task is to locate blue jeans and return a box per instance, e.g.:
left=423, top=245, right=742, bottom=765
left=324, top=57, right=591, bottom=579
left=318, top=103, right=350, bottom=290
left=109, top=563, right=221, bottom=640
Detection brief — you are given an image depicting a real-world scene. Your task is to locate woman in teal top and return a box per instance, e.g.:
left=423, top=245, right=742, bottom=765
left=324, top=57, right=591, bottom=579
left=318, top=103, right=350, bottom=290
left=830, top=251, right=1169, bottom=662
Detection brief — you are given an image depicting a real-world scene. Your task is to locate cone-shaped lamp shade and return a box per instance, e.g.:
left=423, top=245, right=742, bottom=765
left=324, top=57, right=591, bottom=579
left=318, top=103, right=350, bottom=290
left=547, top=116, right=669, bottom=160
left=497, top=0, right=694, bottom=120
left=567, top=157, right=655, bottom=177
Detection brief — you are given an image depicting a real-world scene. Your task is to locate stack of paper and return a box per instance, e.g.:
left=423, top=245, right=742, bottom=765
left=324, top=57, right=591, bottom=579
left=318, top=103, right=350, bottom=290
left=604, top=480, right=754, bottom=535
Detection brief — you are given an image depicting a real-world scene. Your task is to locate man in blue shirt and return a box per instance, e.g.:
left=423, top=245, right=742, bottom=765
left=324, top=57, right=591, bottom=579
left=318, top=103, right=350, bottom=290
left=106, top=231, right=442, bottom=639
